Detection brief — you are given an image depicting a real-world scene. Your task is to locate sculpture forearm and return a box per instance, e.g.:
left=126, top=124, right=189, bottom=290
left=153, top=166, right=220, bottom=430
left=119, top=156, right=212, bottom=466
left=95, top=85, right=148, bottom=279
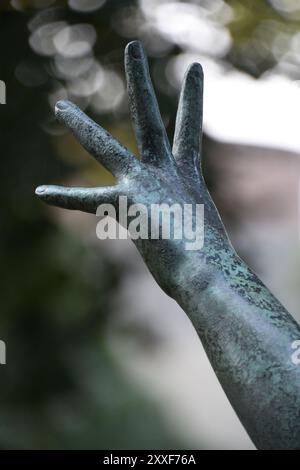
left=175, top=251, right=300, bottom=449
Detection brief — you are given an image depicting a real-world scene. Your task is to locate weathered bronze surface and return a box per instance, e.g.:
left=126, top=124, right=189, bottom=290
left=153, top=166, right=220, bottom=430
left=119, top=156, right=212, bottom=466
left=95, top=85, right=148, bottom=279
left=36, top=41, right=300, bottom=450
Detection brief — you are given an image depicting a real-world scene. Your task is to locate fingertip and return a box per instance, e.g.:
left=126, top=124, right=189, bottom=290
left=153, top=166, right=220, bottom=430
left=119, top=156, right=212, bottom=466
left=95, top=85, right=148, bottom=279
left=35, top=185, right=47, bottom=196
left=125, top=40, right=144, bottom=61
left=35, top=185, right=61, bottom=199
left=55, top=100, right=75, bottom=119
left=55, top=100, right=70, bottom=111
left=186, top=62, right=204, bottom=81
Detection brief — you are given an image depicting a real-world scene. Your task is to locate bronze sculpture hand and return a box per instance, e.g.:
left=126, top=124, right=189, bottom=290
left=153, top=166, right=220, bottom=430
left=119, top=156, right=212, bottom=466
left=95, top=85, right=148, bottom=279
left=36, top=41, right=300, bottom=450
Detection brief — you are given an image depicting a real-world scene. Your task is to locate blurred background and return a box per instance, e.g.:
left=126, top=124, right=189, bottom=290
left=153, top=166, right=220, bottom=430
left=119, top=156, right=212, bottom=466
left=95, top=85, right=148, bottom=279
left=1, top=0, right=300, bottom=450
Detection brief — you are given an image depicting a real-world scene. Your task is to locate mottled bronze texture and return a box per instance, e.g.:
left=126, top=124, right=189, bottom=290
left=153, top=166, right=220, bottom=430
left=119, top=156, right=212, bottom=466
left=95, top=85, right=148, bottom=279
left=36, top=41, right=300, bottom=449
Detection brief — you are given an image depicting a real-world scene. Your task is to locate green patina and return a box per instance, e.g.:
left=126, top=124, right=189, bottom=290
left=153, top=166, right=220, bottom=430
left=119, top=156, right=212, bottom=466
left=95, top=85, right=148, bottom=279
left=36, top=41, right=300, bottom=450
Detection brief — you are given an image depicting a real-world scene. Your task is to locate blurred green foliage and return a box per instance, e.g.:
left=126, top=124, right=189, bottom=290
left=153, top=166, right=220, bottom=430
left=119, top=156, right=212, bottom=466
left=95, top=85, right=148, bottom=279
left=225, top=0, right=300, bottom=76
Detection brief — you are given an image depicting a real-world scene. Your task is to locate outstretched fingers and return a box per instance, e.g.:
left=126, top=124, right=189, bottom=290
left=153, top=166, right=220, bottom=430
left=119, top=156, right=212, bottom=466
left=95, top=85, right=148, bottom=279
left=35, top=185, right=118, bottom=214
left=55, top=101, right=140, bottom=179
left=173, top=63, right=204, bottom=189
left=125, top=41, right=173, bottom=168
